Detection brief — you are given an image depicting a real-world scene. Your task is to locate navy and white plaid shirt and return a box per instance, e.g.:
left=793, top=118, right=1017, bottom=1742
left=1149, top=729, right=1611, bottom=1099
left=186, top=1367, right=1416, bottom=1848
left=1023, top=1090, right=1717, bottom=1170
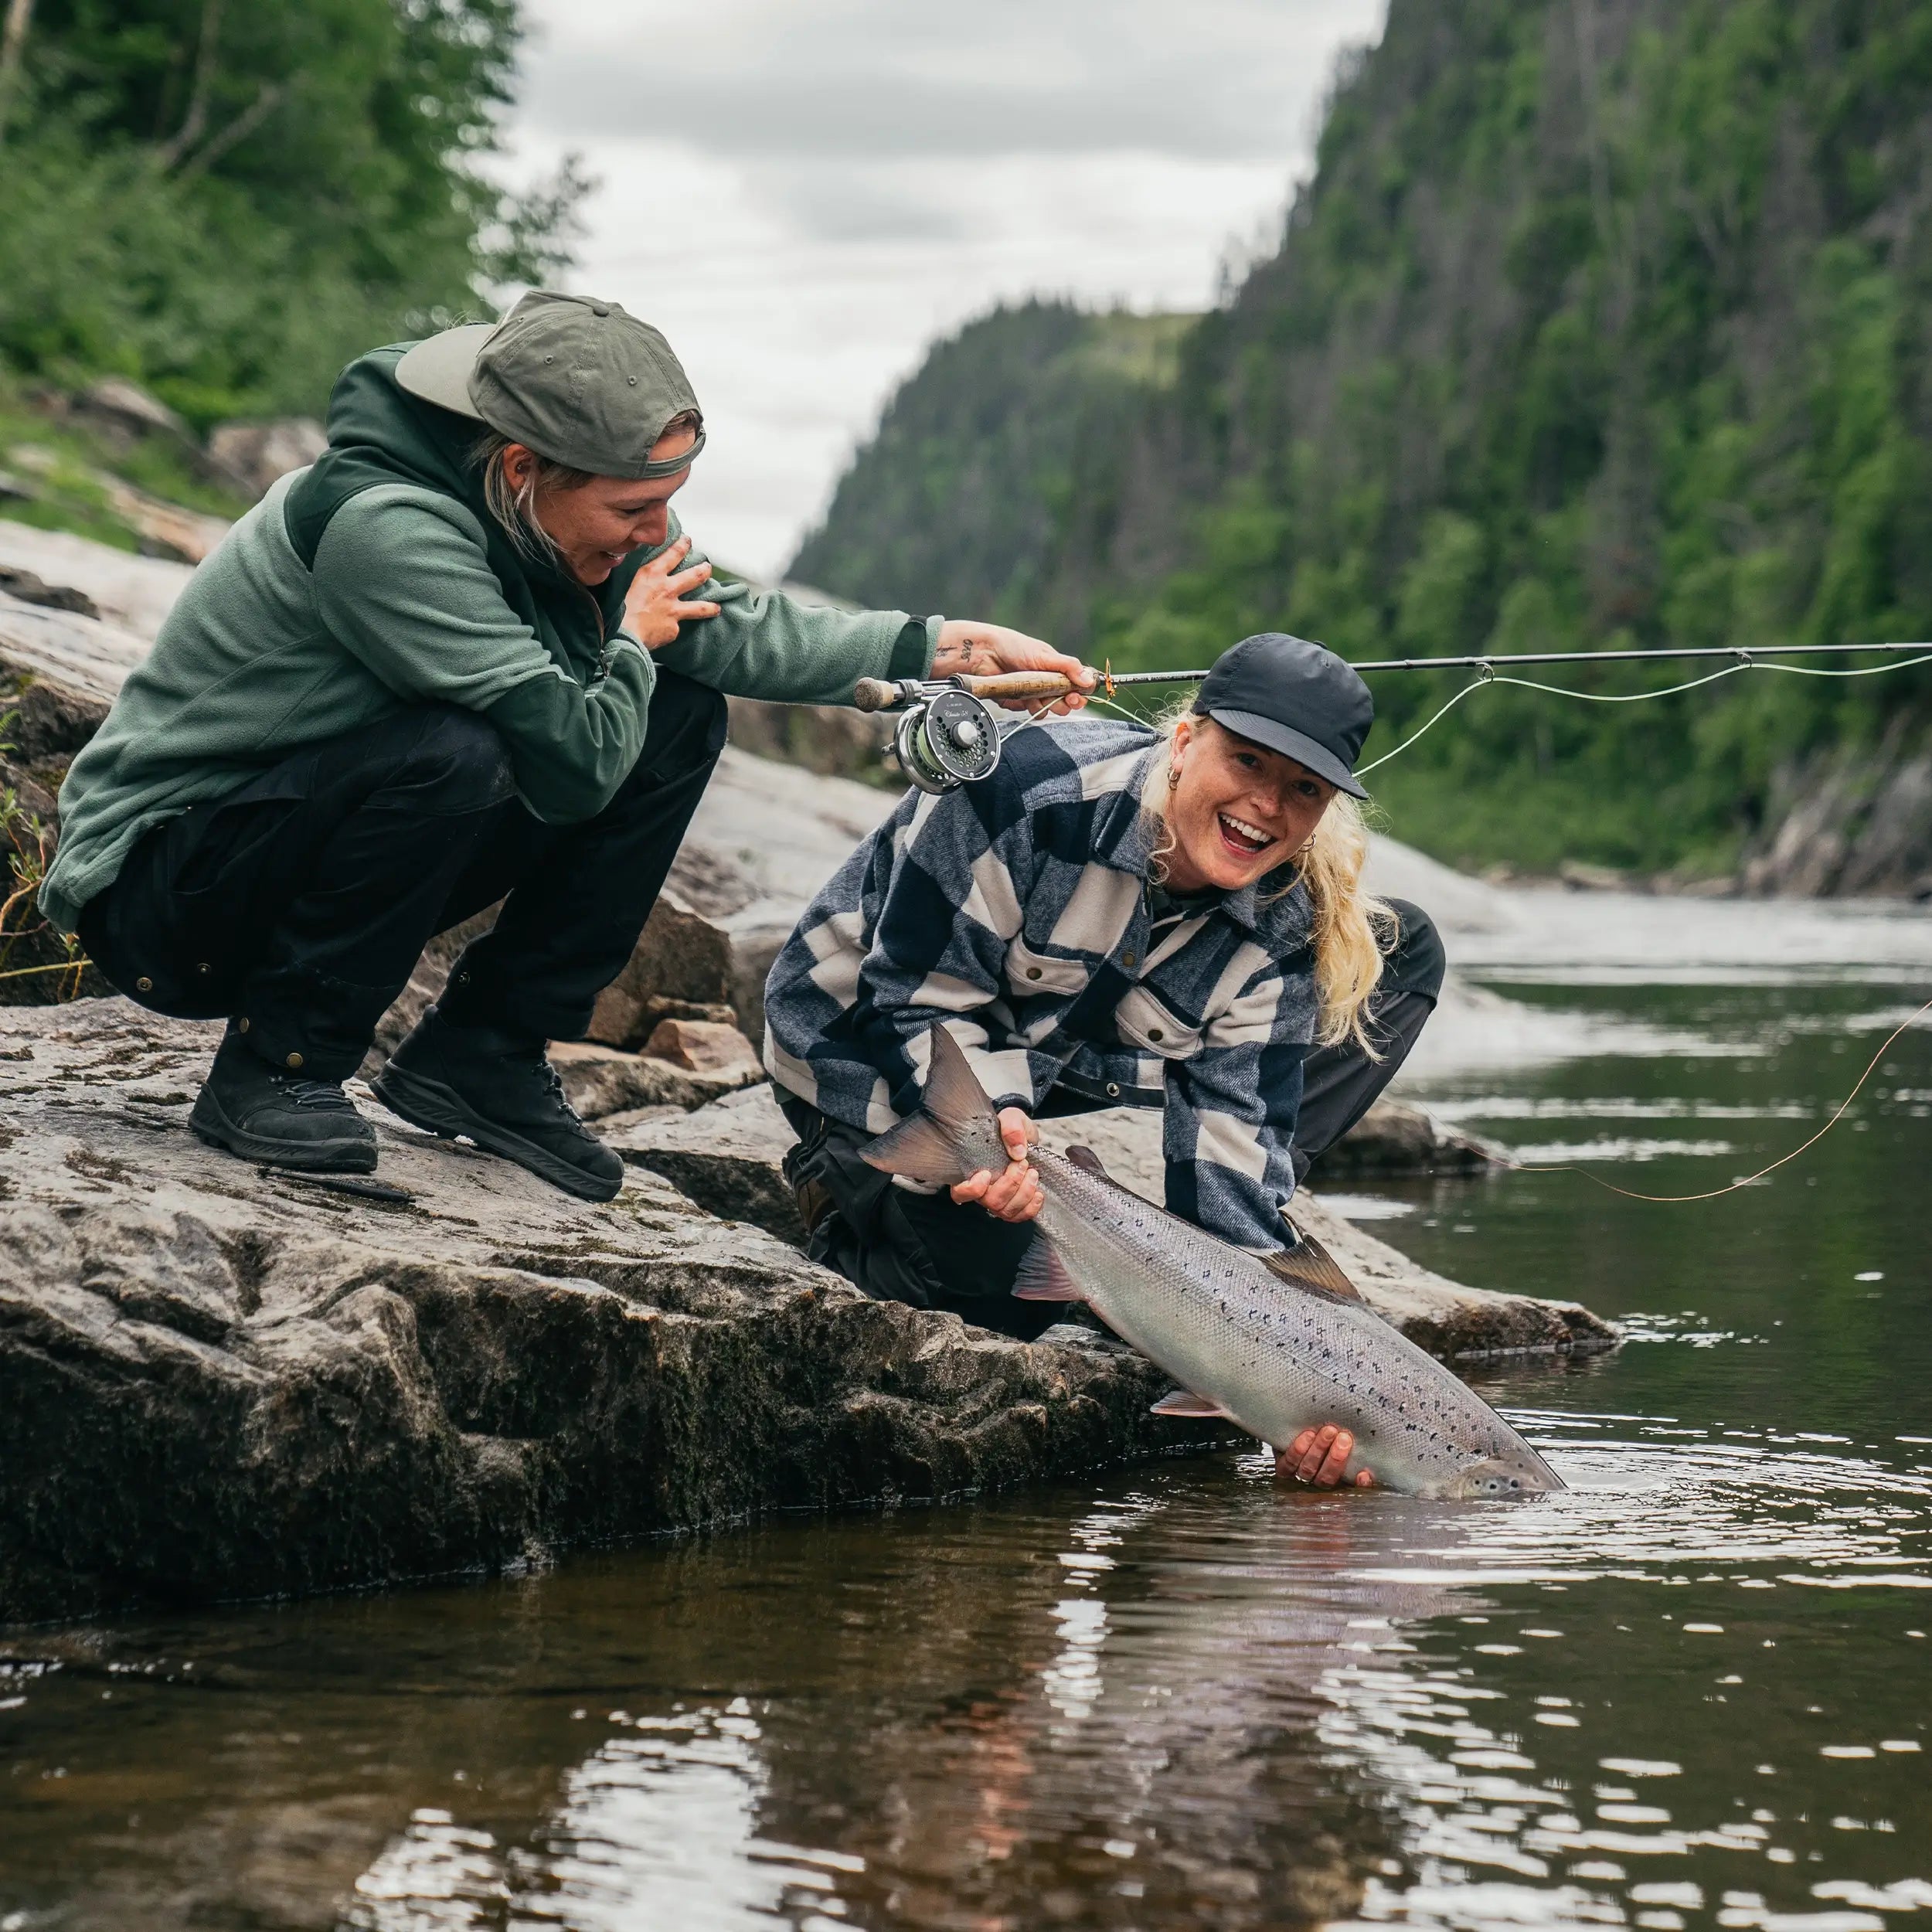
left=763, top=717, right=1319, bottom=1252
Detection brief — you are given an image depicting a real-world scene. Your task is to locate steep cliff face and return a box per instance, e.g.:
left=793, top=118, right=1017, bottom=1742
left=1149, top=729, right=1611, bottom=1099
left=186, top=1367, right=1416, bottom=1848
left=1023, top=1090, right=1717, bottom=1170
left=794, top=0, right=1932, bottom=888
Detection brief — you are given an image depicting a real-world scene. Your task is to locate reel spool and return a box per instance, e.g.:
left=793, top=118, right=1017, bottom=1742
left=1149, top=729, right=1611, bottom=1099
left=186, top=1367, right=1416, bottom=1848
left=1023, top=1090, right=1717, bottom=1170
left=891, top=685, right=1002, bottom=795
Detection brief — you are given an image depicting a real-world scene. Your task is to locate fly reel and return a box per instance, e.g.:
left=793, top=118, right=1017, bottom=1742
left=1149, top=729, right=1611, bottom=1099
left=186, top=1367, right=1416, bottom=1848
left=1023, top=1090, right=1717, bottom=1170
left=891, top=685, right=1002, bottom=795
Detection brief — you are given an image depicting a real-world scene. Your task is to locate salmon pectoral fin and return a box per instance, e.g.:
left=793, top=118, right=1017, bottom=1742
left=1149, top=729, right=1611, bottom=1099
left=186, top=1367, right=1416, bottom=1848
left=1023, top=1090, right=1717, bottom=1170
left=1151, top=1389, right=1229, bottom=1419
left=1063, top=1145, right=1111, bottom=1178
left=1012, top=1233, right=1083, bottom=1301
left=1264, top=1224, right=1366, bottom=1303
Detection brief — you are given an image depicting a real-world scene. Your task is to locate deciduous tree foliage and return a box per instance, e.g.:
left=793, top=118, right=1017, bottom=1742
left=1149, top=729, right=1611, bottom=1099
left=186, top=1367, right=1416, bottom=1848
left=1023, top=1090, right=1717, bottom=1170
left=795, top=0, right=1932, bottom=878
left=0, top=0, right=583, bottom=423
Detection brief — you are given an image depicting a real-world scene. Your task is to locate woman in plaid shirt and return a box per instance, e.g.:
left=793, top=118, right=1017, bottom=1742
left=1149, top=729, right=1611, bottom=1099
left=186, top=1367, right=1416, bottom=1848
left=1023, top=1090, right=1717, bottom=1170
left=764, top=635, right=1443, bottom=1479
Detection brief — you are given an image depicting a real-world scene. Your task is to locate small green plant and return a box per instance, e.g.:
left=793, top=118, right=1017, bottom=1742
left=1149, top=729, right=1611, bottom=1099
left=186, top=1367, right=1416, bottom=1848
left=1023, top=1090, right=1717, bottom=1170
left=0, top=707, right=92, bottom=1001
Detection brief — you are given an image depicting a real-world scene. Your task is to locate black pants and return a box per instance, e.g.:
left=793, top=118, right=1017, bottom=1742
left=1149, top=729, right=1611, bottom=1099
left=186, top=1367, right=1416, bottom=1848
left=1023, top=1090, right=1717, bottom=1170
left=778, top=898, right=1445, bottom=1340
left=77, top=674, right=729, bottom=1082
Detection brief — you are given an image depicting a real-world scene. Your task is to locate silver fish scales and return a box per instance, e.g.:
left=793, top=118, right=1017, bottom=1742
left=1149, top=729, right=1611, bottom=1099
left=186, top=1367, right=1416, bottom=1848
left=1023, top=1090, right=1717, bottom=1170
left=863, top=1026, right=1565, bottom=1500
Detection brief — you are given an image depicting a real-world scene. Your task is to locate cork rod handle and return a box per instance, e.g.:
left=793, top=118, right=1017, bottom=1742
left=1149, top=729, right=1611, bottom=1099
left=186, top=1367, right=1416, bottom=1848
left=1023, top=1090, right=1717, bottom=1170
left=852, top=672, right=1079, bottom=713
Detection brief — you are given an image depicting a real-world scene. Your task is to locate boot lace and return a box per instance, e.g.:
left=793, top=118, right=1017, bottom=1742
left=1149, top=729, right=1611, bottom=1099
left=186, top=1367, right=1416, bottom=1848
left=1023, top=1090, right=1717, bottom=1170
left=510, top=1042, right=588, bottom=1127
left=281, top=1077, right=355, bottom=1112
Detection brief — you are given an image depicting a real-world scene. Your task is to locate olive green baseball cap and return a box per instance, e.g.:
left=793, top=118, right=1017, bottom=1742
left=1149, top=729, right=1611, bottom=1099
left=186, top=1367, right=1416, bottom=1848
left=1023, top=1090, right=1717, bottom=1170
left=393, top=290, right=705, bottom=479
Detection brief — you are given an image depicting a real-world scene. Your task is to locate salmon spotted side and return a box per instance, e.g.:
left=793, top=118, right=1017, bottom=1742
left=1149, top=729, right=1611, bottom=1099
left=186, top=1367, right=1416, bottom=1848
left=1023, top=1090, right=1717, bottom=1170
left=862, top=1025, right=1565, bottom=1501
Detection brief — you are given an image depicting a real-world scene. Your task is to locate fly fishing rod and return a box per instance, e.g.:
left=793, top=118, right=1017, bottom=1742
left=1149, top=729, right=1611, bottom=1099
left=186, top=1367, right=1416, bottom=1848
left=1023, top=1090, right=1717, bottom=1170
left=852, top=640, right=1932, bottom=794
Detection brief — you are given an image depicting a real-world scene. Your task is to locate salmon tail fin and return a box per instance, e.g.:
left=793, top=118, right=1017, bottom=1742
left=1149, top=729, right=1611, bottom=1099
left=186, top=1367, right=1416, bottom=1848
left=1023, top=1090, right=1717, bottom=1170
left=859, top=1023, right=1000, bottom=1187
left=1264, top=1222, right=1366, bottom=1303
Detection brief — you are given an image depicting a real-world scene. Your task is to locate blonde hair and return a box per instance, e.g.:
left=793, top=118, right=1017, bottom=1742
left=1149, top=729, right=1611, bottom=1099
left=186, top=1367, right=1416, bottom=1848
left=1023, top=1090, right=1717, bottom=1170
left=472, top=430, right=596, bottom=563
left=1148, top=706, right=1395, bottom=1052
left=471, top=411, right=702, bottom=563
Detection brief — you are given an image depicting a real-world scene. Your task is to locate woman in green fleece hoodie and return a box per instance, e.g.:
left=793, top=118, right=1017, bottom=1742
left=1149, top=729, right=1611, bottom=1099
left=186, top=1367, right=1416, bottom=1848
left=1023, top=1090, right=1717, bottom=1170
left=42, top=291, right=1093, bottom=1200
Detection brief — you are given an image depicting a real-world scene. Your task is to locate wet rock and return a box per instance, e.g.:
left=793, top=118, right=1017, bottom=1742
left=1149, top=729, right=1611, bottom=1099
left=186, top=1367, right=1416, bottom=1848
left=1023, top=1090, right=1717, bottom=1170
left=1313, top=1099, right=1505, bottom=1179
left=643, top=1016, right=763, bottom=1078
left=0, top=999, right=1227, bottom=1626
left=205, top=417, right=327, bottom=498
left=611, top=1084, right=1616, bottom=1361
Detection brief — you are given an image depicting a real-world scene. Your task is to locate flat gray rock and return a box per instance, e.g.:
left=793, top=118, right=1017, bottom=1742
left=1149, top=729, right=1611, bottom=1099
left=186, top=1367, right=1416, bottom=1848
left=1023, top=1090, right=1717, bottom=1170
left=0, top=1001, right=1223, bottom=1625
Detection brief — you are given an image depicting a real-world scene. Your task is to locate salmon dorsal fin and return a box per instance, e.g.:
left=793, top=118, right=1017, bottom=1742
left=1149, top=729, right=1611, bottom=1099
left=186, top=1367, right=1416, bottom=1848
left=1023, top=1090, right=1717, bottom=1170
left=1262, top=1226, right=1366, bottom=1303
left=1064, top=1145, right=1109, bottom=1179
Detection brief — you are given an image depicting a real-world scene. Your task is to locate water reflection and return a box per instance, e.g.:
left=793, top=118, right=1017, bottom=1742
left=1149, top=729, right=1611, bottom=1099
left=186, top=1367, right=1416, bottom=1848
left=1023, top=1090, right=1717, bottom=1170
left=4, top=977, right=1932, bottom=1930
left=349, top=1703, right=863, bottom=1930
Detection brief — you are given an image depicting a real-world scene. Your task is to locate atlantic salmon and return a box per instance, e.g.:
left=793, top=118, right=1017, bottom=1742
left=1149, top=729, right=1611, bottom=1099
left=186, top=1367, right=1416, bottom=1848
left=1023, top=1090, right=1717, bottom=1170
left=862, top=1025, right=1566, bottom=1499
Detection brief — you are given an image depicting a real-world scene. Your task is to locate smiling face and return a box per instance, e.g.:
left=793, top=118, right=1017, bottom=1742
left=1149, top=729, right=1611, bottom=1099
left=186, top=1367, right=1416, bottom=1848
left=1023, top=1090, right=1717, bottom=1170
left=503, top=423, right=701, bottom=584
left=1160, top=714, right=1338, bottom=895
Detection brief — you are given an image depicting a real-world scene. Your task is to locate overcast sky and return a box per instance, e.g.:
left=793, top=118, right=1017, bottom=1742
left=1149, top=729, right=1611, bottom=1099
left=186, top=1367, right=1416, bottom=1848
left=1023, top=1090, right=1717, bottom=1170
left=503, top=0, right=1387, bottom=579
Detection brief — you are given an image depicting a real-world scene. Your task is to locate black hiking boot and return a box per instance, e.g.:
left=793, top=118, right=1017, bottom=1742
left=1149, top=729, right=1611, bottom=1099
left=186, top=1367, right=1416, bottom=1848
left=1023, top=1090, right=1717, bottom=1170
left=189, top=1026, right=378, bottom=1173
left=370, top=1005, right=624, bottom=1202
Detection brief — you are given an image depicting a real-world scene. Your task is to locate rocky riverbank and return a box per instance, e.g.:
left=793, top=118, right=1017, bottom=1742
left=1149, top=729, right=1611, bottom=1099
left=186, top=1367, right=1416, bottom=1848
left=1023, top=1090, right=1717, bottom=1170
left=1, top=520, right=1615, bottom=1627
left=0, top=998, right=1611, bottom=1625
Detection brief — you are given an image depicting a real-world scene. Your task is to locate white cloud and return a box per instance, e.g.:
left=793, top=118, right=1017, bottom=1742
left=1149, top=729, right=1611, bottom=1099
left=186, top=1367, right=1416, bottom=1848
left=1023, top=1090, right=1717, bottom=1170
left=502, top=0, right=1387, bottom=579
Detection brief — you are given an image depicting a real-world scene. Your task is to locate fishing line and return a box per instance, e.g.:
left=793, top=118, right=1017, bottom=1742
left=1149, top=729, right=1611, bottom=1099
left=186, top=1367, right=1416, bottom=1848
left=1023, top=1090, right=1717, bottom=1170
left=1356, top=653, right=1932, bottom=777
left=1520, top=992, right=1932, bottom=1203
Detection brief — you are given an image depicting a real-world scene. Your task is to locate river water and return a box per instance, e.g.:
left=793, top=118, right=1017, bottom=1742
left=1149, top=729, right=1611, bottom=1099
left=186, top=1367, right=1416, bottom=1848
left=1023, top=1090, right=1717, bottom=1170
left=4, top=906, right=1931, bottom=1931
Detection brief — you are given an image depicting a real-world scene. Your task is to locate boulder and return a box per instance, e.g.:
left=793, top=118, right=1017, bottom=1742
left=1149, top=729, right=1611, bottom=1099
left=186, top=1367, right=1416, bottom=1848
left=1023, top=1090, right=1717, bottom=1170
left=7, top=444, right=232, bottom=563
left=547, top=1040, right=750, bottom=1117
left=205, top=417, right=328, bottom=498
left=611, top=1083, right=1617, bottom=1362
left=0, top=520, right=195, bottom=645
left=643, top=1015, right=763, bottom=1078
left=0, top=564, right=100, bottom=621
left=1308, top=1098, right=1506, bottom=1179
left=73, top=376, right=191, bottom=447
left=0, top=998, right=1227, bottom=1626
left=607, top=1083, right=811, bottom=1242
left=586, top=888, right=736, bottom=1048
left=725, top=692, right=891, bottom=782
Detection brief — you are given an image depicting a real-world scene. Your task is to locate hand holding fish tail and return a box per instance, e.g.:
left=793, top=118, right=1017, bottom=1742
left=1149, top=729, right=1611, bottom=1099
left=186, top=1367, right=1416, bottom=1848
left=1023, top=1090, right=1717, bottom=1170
left=949, top=1107, right=1042, bottom=1223
left=1277, top=1425, right=1376, bottom=1490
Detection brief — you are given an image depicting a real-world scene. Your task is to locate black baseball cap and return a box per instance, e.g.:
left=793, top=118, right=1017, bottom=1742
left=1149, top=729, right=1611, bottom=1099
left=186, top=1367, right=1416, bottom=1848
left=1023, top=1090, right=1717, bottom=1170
left=1193, top=632, right=1374, bottom=798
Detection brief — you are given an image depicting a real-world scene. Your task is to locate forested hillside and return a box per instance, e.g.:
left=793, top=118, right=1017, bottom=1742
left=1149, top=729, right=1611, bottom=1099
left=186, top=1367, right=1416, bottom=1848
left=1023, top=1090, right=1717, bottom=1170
left=789, top=304, right=1190, bottom=623
left=0, top=0, right=579, bottom=426
left=794, top=0, right=1932, bottom=889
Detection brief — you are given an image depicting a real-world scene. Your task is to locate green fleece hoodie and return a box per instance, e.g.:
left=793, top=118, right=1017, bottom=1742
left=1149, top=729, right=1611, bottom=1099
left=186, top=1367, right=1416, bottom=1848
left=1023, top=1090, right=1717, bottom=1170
left=40, top=343, right=935, bottom=934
